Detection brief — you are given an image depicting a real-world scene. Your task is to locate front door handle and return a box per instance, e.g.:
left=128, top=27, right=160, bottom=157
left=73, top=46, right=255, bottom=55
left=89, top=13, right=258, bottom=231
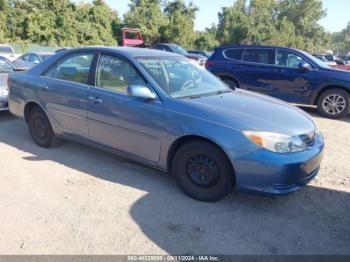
left=88, top=96, right=103, bottom=104
left=273, top=68, right=285, bottom=73
left=234, top=64, right=244, bottom=69
left=39, top=83, right=49, bottom=90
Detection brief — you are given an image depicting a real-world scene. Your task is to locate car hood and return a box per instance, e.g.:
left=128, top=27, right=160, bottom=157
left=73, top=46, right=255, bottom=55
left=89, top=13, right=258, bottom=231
left=185, top=53, right=207, bottom=61
left=321, top=67, right=350, bottom=78
left=171, top=89, right=316, bottom=136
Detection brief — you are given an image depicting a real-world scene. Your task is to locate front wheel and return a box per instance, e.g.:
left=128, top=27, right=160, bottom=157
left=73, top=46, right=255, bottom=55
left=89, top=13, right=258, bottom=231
left=172, top=141, right=234, bottom=202
left=28, top=107, right=62, bottom=148
left=317, top=89, right=349, bottom=119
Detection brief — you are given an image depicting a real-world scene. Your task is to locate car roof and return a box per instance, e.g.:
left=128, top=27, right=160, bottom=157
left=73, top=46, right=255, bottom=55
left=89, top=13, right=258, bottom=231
left=217, top=44, right=301, bottom=52
left=63, top=47, right=182, bottom=58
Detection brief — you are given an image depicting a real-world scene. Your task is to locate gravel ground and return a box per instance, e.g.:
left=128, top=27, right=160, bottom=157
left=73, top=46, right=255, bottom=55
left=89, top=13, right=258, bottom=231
left=0, top=109, right=349, bottom=255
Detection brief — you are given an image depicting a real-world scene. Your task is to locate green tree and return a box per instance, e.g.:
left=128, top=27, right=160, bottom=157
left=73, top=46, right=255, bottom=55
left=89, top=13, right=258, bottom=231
left=278, top=0, right=328, bottom=52
left=216, top=0, right=250, bottom=45
left=0, top=0, right=121, bottom=47
left=162, top=0, right=198, bottom=48
left=123, top=0, right=168, bottom=45
left=193, top=24, right=219, bottom=50
left=216, top=0, right=328, bottom=53
left=331, top=22, right=350, bottom=56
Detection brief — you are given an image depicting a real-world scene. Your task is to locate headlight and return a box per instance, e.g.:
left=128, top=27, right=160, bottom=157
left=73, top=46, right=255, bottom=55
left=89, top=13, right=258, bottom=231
left=243, top=131, right=308, bottom=153
left=0, top=89, right=8, bottom=96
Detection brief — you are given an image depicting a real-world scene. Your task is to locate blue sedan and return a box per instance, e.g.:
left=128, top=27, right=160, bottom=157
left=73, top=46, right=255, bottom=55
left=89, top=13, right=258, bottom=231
left=8, top=47, right=324, bottom=201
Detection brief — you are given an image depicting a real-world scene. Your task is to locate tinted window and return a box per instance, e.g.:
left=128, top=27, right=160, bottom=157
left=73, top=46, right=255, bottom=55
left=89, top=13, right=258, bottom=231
left=22, top=55, right=31, bottom=61
left=0, top=59, right=13, bottom=73
left=30, top=55, right=40, bottom=63
left=242, top=49, right=275, bottom=64
left=224, top=49, right=243, bottom=60
left=44, top=53, right=94, bottom=84
left=277, top=50, right=306, bottom=68
left=154, top=45, right=169, bottom=51
left=0, top=46, right=13, bottom=53
left=96, top=54, right=146, bottom=94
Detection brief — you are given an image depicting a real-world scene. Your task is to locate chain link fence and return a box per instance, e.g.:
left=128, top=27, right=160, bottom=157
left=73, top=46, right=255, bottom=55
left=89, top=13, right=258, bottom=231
left=11, top=44, right=59, bottom=54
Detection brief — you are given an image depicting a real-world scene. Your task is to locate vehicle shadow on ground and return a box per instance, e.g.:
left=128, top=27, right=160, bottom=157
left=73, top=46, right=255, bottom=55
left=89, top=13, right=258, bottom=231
left=301, top=107, right=350, bottom=124
left=0, top=112, right=350, bottom=255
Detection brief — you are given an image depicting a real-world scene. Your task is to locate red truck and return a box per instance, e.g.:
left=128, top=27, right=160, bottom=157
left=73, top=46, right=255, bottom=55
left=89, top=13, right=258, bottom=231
left=121, top=28, right=145, bottom=47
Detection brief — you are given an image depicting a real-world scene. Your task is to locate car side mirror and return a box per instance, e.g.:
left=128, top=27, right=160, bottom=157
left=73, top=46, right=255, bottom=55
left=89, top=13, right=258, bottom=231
left=299, top=62, right=312, bottom=71
left=34, top=60, right=40, bottom=64
left=127, top=85, right=156, bottom=101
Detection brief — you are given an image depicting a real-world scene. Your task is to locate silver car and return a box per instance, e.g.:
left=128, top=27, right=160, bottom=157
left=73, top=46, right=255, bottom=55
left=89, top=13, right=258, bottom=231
left=0, top=56, right=14, bottom=111
left=13, top=52, right=54, bottom=70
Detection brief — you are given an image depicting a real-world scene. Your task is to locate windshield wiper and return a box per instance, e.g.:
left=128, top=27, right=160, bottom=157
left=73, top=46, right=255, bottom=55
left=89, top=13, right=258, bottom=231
left=183, top=95, right=202, bottom=100
left=215, top=89, right=233, bottom=95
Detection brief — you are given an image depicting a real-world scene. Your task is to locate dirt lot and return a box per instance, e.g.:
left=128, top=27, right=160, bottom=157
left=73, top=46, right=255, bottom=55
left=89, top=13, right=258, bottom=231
left=0, top=109, right=349, bottom=255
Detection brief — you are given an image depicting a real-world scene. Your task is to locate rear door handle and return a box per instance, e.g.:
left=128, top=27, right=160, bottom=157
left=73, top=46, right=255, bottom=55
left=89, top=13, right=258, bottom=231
left=88, top=96, right=103, bottom=104
left=273, top=68, right=285, bottom=73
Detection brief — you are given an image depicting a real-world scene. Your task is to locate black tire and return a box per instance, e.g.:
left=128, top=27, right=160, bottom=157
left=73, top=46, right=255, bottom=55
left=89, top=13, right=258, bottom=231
left=317, top=89, right=349, bottom=119
left=28, top=107, right=62, bottom=148
left=172, top=141, right=234, bottom=202
left=221, top=77, right=238, bottom=89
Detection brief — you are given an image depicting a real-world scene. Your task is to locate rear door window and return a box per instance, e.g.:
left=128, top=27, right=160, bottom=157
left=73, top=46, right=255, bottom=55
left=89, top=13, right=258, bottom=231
left=44, top=53, right=94, bottom=84
left=224, top=49, right=243, bottom=60
left=242, top=49, right=275, bottom=65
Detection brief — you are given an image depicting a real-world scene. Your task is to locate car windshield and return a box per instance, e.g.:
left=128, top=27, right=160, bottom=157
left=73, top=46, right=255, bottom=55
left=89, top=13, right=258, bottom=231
left=300, top=50, right=331, bottom=69
left=137, top=57, right=230, bottom=99
left=169, top=45, right=188, bottom=56
left=0, top=46, right=13, bottom=54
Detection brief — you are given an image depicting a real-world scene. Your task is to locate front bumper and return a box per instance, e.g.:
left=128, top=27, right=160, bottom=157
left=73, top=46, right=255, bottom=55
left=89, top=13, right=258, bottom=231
left=233, top=133, right=325, bottom=196
left=0, top=95, right=8, bottom=111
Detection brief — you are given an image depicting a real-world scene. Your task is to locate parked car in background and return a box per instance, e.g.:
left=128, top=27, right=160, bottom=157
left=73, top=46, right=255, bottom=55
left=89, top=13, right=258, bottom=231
left=206, top=45, right=350, bottom=119
left=55, top=48, right=69, bottom=53
left=313, top=54, right=337, bottom=67
left=150, top=43, right=207, bottom=66
left=0, top=44, right=21, bottom=62
left=119, top=28, right=208, bottom=66
left=8, top=47, right=324, bottom=201
left=121, top=28, right=145, bottom=47
left=13, top=52, right=54, bottom=70
left=0, top=56, right=17, bottom=111
left=321, top=54, right=350, bottom=71
left=188, top=50, right=213, bottom=58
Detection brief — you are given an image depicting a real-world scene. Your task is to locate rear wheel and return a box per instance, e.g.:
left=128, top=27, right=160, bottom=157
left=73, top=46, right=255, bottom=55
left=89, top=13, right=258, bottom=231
left=220, top=77, right=238, bottom=89
left=317, top=89, right=349, bottom=119
left=172, top=141, right=234, bottom=202
left=28, top=107, right=62, bottom=148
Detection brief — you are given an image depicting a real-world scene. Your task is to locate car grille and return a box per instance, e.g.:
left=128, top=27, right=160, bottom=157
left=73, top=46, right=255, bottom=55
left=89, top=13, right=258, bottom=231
left=299, top=130, right=316, bottom=147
